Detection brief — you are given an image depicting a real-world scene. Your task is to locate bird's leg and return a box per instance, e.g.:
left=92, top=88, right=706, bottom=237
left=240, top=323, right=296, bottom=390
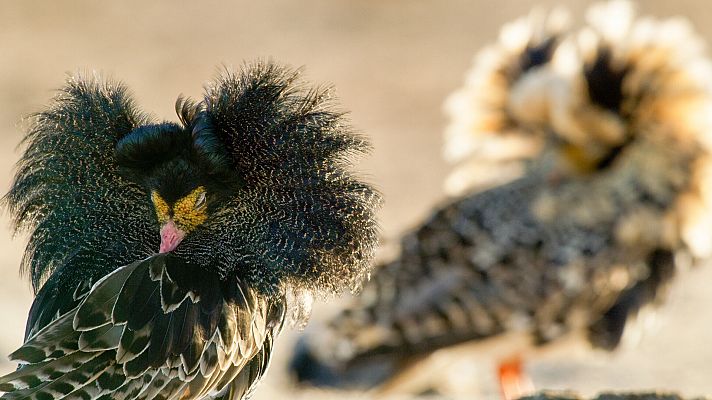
left=497, top=355, right=534, bottom=400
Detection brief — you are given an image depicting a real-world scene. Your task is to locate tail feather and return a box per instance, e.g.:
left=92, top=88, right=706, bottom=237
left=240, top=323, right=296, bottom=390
left=289, top=336, right=398, bottom=389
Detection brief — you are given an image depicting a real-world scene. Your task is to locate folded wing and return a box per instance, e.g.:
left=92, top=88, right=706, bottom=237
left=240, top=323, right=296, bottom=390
left=0, top=255, right=285, bottom=400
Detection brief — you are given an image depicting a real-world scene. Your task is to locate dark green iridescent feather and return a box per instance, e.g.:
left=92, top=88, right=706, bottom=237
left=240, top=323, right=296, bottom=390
left=6, top=77, right=159, bottom=338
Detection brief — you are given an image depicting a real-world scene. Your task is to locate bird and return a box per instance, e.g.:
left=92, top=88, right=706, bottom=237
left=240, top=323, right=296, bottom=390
left=289, top=1, right=712, bottom=398
left=0, top=62, right=380, bottom=399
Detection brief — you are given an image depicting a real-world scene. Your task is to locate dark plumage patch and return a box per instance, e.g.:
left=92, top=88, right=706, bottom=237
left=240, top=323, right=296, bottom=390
left=115, top=123, right=190, bottom=173
left=4, top=78, right=159, bottom=338
left=290, top=337, right=398, bottom=389
left=519, top=37, right=559, bottom=74
left=584, top=47, right=629, bottom=113
left=588, top=249, right=676, bottom=350
left=504, top=36, right=561, bottom=83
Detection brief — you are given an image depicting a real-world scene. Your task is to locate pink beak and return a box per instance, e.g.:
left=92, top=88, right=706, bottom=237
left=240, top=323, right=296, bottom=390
left=159, top=219, right=186, bottom=253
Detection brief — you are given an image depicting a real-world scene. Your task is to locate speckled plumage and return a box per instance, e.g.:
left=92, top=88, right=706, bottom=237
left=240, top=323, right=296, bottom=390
left=1, top=62, right=380, bottom=399
left=522, top=392, right=708, bottom=400
left=290, top=1, right=712, bottom=392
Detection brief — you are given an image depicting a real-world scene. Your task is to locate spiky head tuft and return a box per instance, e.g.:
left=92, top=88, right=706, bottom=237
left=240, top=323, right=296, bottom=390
left=165, top=62, right=383, bottom=297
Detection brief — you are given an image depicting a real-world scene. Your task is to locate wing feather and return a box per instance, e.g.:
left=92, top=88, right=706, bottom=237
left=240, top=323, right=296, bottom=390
left=0, top=254, right=285, bottom=400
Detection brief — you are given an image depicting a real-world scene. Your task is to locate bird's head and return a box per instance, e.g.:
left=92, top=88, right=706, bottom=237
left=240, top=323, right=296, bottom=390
left=151, top=186, right=206, bottom=253
left=115, top=116, right=237, bottom=254
left=528, top=1, right=712, bottom=260
left=107, top=65, right=380, bottom=299
left=544, top=1, right=711, bottom=179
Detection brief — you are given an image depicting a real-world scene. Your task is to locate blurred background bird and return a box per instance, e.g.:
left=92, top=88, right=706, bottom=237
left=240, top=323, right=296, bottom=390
left=520, top=391, right=705, bottom=400
left=0, top=62, right=380, bottom=399
left=289, top=1, right=712, bottom=399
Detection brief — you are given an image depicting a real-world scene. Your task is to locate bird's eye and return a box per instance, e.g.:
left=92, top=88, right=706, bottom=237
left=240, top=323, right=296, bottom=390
left=195, top=192, right=207, bottom=209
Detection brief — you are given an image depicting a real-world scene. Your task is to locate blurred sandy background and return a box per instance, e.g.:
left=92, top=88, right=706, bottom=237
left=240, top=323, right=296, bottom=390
left=0, top=1, right=711, bottom=399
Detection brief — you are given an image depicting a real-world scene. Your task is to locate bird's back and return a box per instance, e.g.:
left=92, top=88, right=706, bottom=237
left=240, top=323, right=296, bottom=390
left=293, top=169, right=677, bottom=388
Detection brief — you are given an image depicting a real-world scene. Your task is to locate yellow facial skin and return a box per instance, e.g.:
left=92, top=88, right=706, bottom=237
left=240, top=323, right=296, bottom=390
left=151, top=191, right=171, bottom=224
left=151, top=186, right=208, bottom=233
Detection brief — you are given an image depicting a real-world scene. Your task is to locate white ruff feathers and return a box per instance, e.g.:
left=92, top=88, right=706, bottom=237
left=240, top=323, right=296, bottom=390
left=443, top=0, right=712, bottom=215
left=444, top=1, right=712, bottom=260
left=443, top=7, right=570, bottom=195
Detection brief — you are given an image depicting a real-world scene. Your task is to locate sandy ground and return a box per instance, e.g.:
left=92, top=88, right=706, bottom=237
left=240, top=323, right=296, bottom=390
left=0, top=1, right=711, bottom=399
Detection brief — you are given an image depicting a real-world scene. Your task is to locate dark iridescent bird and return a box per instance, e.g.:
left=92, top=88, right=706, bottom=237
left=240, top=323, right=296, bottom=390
left=0, top=62, right=380, bottom=399
left=290, top=2, right=712, bottom=398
